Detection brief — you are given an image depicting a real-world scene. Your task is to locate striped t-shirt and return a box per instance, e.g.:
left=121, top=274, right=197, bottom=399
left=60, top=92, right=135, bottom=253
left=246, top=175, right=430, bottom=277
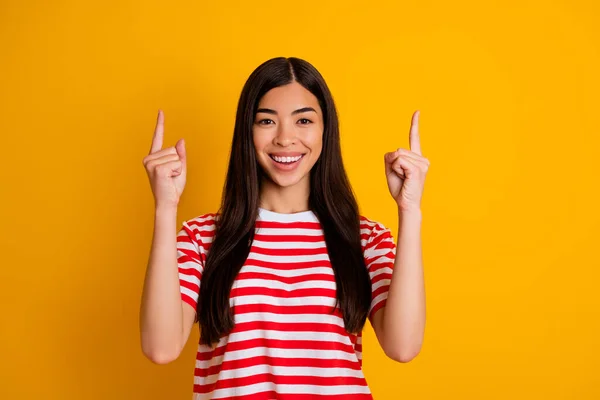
left=177, top=207, right=396, bottom=399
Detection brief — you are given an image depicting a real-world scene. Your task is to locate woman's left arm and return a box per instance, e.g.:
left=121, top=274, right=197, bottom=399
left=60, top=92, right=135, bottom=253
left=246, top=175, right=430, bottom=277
left=371, top=110, right=429, bottom=362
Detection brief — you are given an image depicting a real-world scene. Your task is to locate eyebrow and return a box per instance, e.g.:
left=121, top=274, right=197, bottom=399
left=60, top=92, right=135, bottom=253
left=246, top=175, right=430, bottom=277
left=256, top=107, right=317, bottom=115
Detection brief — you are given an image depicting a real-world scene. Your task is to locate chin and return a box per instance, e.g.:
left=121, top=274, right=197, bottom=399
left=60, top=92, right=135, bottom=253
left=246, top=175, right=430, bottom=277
left=266, top=172, right=307, bottom=188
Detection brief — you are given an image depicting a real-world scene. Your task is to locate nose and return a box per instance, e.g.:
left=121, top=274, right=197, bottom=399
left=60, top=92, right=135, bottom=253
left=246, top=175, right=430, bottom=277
left=274, top=120, right=296, bottom=147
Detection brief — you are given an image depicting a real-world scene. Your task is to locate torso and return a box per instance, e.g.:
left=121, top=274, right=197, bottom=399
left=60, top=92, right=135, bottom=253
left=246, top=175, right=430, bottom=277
left=180, top=208, right=389, bottom=399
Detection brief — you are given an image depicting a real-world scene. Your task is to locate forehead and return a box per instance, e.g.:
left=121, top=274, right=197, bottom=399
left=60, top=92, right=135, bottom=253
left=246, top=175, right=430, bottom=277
left=257, top=82, right=321, bottom=113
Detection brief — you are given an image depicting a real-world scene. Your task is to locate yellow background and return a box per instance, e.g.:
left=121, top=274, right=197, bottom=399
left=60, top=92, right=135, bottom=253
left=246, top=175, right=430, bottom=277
left=1, top=0, right=599, bottom=398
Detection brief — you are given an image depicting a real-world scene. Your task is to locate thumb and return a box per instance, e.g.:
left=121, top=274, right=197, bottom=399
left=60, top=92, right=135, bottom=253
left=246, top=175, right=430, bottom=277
left=176, top=138, right=187, bottom=173
left=384, top=149, right=399, bottom=175
left=384, top=150, right=398, bottom=163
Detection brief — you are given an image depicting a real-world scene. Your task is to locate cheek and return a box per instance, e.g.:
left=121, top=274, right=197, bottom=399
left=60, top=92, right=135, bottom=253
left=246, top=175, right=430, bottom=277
left=252, top=130, right=259, bottom=149
left=307, top=129, right=324, bottom=158
left=252, top=132, right=266, bottom=155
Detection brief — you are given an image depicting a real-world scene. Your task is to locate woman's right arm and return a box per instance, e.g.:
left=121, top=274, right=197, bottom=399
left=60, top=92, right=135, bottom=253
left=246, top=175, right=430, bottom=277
left=139, top=110, right=196, bottom=364
left=139, top=205, right=197, bottom=364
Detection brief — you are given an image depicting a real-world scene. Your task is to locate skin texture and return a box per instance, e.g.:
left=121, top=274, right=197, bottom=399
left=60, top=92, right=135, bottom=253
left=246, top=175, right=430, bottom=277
left=375, top=110, right=428, bottom=362
left=252, top=81, right=324, bottom=213
left=140, top=110, right=196, bottom=364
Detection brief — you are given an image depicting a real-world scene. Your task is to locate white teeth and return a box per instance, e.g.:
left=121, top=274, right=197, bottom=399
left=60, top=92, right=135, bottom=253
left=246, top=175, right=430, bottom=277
left=272, top=155, right=302, bottom=163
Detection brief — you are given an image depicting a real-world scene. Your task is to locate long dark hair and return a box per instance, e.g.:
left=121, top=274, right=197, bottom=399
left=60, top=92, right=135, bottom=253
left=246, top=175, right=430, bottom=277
left=198, top=57, right=372, bottom=345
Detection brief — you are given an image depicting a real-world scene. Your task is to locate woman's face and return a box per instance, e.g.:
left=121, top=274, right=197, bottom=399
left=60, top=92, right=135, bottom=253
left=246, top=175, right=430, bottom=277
left=253, top=81, right=324, bottom=188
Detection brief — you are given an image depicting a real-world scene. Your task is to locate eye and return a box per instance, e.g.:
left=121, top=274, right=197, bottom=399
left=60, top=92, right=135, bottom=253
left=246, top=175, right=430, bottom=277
left=298, top=118, right=312, bottom=124
left=257, top=118, right=274, bottom=125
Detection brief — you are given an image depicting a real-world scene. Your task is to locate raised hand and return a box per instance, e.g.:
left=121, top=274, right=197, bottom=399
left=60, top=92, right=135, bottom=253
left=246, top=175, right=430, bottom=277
left=384, top=110, right=430, bottom=213
left=142, top=110, right=187, bottom=209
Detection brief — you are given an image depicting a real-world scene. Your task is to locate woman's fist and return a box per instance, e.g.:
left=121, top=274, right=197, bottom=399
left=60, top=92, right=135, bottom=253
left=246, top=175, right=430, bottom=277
left=142, top=110, right=187, bottom=209
left=384, top=110, right=430, bottom=213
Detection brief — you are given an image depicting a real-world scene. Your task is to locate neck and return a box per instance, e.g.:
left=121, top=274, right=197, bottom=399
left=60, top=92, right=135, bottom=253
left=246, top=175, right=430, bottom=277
left=259, top=175, right=310, bottom=214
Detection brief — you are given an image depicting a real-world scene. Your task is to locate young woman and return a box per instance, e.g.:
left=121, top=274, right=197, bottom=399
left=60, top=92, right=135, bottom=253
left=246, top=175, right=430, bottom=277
left=140, top=57, right=429, bottom=399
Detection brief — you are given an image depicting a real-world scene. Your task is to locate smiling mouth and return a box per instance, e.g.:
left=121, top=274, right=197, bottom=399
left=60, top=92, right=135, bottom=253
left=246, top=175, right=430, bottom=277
left=269, top=154, right=305, bottom=164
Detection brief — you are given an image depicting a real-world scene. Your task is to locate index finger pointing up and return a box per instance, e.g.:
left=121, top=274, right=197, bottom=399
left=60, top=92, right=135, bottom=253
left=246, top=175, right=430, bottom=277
left=150, top=110, right=165, bottom=154
left=409, top=110, right=421, bottom=156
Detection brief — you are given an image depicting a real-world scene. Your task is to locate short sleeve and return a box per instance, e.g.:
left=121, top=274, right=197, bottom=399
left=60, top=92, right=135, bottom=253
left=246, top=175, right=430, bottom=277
left=361, top=217, right=396, bottom=321
left=177, top=214, right=216, bottom=311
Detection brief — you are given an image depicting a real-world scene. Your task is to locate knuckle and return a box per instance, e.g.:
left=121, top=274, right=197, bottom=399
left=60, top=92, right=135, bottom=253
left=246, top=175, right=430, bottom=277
left=145, top=160, right=155, bottom=171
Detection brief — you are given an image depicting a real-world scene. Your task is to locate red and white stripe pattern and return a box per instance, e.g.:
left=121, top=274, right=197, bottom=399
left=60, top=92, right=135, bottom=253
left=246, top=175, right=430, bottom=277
left=177, top=208, right=396, bottom=399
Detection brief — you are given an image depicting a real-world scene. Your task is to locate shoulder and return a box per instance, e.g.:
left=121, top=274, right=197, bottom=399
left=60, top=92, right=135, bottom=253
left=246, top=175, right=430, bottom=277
left=179, top=212, right=220, bottom=246
left=183, top=212, right=219, bottom=229
left=359, top=215, right=391, bottom=237
left=359, top=215, right=394, bottom=252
